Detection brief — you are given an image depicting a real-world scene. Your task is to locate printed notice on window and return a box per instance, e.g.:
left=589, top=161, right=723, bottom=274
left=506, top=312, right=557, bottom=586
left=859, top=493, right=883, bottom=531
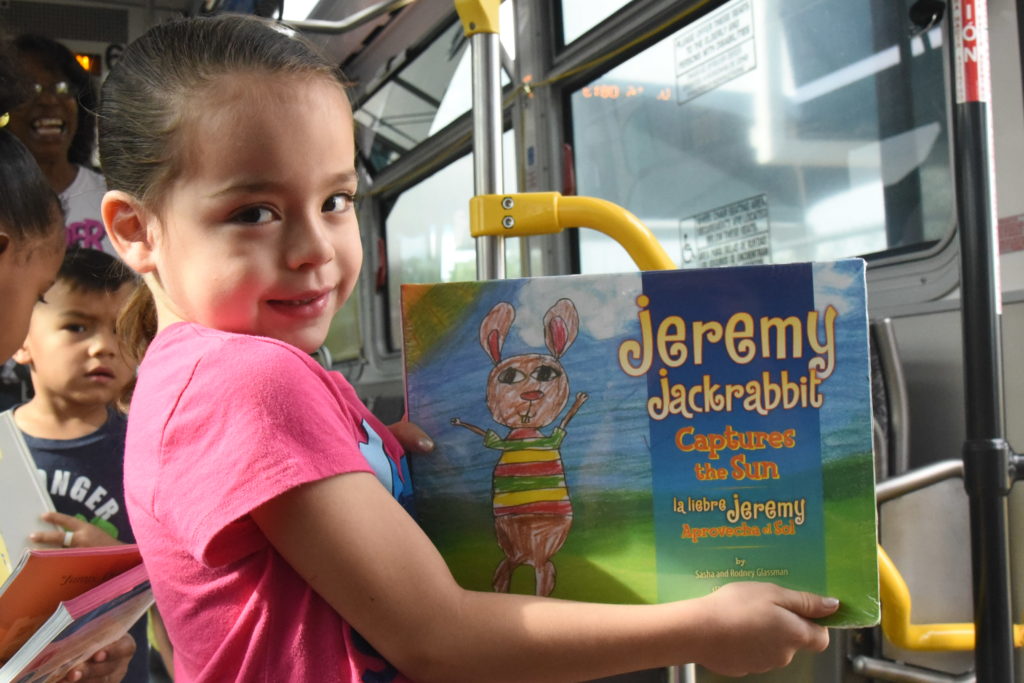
left=674, top=0, right=756, bottom=105
left=679, top=194, right=771, bottom=269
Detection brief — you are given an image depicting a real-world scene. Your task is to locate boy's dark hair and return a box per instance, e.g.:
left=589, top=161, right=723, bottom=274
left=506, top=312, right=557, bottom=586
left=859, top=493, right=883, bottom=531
left=58, top=247, right=137, bottom=293
left=13, top=34, right=98, bottom=168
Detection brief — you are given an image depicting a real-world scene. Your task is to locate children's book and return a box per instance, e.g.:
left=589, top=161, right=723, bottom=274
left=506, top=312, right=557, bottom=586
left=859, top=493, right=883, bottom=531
left=0, top=544, right=146, bottom=673
left=401, top=260, right=879, bottom=627
left=0, top=411, right=58, bottom=583
left=0, top=562, right=152, bottom=683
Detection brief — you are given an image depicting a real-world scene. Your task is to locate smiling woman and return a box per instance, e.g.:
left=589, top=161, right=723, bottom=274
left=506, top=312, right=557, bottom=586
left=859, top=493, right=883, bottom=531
left=8, top=34, right=115, bottom=258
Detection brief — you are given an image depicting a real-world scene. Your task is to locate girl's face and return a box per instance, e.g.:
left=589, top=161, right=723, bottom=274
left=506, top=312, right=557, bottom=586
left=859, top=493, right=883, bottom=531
left=148, top=73, right=361, bottom=353
left=0, top=230, right=64, bottom=360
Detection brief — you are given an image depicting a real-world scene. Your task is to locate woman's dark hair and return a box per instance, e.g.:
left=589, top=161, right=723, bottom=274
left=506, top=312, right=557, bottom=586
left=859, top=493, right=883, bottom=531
left=1, top=28, right=62, bottom=244
left=99, top=13, right=346, bottom=366
left=13, top=33, right=98, bottom=167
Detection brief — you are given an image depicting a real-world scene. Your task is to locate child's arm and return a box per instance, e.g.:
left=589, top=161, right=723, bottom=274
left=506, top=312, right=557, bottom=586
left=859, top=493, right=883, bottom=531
left=252, top=472, right=836, bottom=683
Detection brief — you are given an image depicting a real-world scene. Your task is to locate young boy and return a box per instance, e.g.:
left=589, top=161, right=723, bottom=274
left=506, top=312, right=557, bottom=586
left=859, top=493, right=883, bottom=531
left=8, top=246, right=149, bottom=683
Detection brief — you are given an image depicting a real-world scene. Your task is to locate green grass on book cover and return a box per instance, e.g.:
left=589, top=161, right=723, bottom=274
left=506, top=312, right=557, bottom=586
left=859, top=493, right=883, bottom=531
left=401, top=261, right=879, bottom=628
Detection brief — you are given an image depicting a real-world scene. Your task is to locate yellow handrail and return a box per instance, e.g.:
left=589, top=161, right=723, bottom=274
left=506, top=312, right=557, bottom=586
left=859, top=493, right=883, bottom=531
left=468, top=192, right=676, bottom=271
left=878, top=544, right=1024, bottom=650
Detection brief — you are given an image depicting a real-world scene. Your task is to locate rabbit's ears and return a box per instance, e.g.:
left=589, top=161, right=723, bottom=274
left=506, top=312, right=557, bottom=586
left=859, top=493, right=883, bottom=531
left=480, top=302, right=515, bottom=364
left=543, top=298, right=579, bottom=358
left=479, top=298, right=579, bottom=364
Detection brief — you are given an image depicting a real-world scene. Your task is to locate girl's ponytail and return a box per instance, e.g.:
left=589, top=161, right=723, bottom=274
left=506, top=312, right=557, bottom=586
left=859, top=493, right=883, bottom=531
left=117, top=281, right=157, bottom=408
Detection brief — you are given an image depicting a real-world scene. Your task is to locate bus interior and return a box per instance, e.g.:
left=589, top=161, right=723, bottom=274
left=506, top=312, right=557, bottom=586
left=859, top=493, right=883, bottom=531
left=2, top=0, right=1023, bottom=680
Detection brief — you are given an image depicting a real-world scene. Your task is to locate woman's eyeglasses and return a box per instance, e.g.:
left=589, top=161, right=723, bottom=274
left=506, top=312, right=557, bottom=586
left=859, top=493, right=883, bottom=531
left=31, top=81, right=77, bottom=99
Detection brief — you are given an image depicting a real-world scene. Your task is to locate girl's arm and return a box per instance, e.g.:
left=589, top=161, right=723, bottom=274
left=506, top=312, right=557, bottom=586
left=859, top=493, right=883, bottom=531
left=252, top=472, right=836, bottom=683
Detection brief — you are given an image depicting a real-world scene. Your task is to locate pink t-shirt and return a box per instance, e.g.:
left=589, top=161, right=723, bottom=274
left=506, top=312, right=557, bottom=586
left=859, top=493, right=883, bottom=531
left=124, top=323, right=414, bottom=682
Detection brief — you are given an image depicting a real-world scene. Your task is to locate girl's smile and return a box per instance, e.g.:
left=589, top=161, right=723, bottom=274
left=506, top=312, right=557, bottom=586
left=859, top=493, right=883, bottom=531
left=265, top=288, right=334, bottom=319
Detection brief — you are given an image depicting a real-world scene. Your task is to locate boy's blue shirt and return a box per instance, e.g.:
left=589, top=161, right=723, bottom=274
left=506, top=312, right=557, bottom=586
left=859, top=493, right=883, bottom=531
left=9, top=406, right=149, bottom=683
left=17, top=406, right=134, bottom=544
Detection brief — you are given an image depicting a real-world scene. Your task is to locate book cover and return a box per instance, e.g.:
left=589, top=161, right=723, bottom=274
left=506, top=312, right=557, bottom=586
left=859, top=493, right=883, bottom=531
left=0, top=411, right=58, bottom=582
left=0, top=544, right=143, bottom=663
left=0, top=563, right=152, bottom=683
left=401, top=260, right=879, bottom=627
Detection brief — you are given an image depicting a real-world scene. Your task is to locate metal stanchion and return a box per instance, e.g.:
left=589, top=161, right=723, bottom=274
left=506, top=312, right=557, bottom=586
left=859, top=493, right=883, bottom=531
left=948, top=2, right=1015, bottom=680
left=456, top=0, right=506, bottom=280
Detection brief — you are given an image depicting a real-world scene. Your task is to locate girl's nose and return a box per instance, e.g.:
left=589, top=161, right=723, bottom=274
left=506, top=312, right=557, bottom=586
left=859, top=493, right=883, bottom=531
left=520, top=390, right=543, bottom=401
left=286, top=214, right=335, bottom=269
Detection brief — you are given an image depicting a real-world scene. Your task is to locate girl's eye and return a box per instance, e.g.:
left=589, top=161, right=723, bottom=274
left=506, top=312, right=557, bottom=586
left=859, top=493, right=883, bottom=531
left=63, top=324, right=86, bottom=333
left=231, top=206, right=276, bottom=224
left=322, top=193, right=355, bottom=214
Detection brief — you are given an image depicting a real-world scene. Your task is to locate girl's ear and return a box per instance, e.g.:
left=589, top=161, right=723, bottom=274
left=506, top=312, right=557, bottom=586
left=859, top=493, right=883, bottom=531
left=102, top=190, right=158, bottom=274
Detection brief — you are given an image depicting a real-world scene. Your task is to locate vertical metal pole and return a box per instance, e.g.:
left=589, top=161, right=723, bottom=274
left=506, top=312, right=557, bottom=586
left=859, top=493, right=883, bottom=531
left=949, top=2, right=1015, bottom=680
left=470, top=30, right=506, bottom=280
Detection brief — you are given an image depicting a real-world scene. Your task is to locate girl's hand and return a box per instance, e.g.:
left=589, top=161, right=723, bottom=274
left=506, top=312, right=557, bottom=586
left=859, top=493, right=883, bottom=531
left=387, top=420, right=434, bottom=454
left=30, top=512, right=123, bottom=549
left=57, top=634, right=135, bottom=682
left=692, top=582, right=837, bottom=676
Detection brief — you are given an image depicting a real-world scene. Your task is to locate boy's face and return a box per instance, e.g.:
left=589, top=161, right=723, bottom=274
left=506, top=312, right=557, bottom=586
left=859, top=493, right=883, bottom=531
left=16, top=280, right=135, bottom=408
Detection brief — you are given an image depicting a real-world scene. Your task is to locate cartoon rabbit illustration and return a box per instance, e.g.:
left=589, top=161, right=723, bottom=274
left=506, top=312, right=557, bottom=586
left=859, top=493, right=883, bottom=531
left=451, top=298, right=588, bottom=597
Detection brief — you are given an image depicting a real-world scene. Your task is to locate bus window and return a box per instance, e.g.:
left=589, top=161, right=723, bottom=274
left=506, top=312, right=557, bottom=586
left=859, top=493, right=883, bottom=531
left=383, top=130, right=520, bottom=350
left=559, top=0, right=637, bottom=46
left=569, top=0, right=952, bottom=273
left=323, top=283, right=362, bottom=362
left=355, top=9, right=515, bottom=175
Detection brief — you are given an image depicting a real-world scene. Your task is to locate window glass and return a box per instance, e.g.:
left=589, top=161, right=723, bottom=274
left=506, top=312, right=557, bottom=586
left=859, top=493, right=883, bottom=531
left=323, top=282, right=361, bottom=362
left=356, top=3, right=516, bottom=173
left=385, top=131, right=520, bottom=349
left=569, top=0, right=952, bottom=273
left=559, top=0, right=632, bottom=45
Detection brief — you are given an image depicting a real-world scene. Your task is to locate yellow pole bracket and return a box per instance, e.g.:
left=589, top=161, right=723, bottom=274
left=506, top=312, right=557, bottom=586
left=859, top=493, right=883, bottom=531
left=469, top=192, right=676, bottom=271
left=878, top=544, right=1024, bottom=651
left=455, top=0, right=500, bottom=36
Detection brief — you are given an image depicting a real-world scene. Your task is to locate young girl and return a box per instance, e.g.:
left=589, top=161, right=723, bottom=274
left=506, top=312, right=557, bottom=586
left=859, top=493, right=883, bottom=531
left=100, top=14, right=838, bottom=682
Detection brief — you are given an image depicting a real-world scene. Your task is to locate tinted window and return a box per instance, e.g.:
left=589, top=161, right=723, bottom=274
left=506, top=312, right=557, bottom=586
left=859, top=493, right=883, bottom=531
left=569, top=0, right=951, bottom=272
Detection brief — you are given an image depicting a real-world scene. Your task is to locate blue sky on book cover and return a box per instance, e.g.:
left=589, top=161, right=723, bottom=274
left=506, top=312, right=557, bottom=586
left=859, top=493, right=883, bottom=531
left=403, top=260, right=878, bottom=626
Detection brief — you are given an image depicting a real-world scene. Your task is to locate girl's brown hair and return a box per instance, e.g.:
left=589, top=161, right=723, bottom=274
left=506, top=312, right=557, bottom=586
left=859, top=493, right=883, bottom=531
left=99, top=14, right=346, bottom=370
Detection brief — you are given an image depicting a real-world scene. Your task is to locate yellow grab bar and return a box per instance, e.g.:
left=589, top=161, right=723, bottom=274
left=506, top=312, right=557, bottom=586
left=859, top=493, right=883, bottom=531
left=879, top=544, right=1024, bottom=650
left=455, top=0, right=500, bottom=36
left=469, top=192, right=676, bottom=271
